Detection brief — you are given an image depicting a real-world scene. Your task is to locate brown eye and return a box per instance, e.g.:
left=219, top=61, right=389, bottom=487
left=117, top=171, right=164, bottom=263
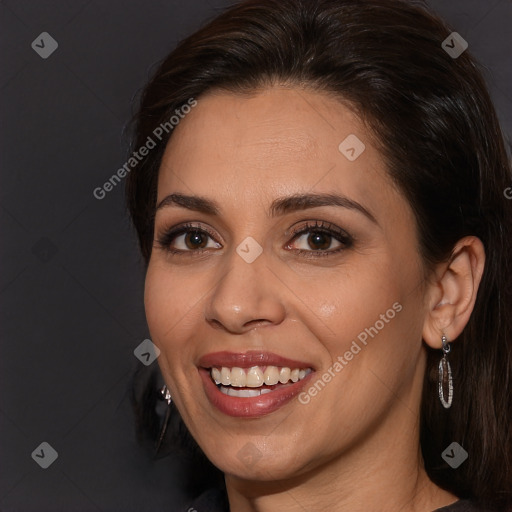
left=184, top=230, right=209, bottom=250
left=291, top=230, right=343, bottom=252
left=305, top=232, right=335, bottom=251
left=286, top=220, right=354, bottom=257
left=155, top=223, right=221, bottom=254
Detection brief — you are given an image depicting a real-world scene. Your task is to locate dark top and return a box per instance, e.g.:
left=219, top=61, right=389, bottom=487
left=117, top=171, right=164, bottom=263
left=186, top=488, right=505, bottom=511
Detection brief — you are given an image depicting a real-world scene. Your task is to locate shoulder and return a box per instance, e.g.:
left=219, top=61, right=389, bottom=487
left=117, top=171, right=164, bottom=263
left=186, top=487, right=229, bottom=512
left=434, top=499, right=511, bottom=512
left=184, top=494, right=512, bottom=512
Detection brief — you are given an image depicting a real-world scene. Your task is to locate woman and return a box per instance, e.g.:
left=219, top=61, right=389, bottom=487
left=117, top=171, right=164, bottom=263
left=126, top=0, right=512, bottom=510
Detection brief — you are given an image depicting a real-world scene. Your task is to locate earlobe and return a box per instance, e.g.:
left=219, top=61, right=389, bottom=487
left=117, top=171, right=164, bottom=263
left=422, top=236, right=485, bottom=349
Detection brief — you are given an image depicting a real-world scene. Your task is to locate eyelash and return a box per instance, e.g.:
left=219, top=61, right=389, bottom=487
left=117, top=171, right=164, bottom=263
left=155, top=220, right=354, bottom=259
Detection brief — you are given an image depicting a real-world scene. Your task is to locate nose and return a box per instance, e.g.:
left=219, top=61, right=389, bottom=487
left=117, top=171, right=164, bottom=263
left=204, top=245, right=286, bottom=335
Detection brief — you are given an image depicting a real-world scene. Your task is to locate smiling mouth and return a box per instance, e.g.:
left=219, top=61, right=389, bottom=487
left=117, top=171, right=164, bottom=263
left=209, top=365, right=313, bottom=397
left=197, top=350, right=316, bottom=416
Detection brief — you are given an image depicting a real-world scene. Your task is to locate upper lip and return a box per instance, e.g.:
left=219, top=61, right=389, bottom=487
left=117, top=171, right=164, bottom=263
left=198, top=350, right=315, bottom=370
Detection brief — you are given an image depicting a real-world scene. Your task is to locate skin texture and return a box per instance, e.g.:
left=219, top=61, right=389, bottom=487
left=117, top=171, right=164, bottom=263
left=144, top=86, right=485, bottom=512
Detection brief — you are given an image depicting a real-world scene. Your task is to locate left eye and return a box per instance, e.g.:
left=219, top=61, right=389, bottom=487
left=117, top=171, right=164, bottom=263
left=288, top=229, right=344, bottom=251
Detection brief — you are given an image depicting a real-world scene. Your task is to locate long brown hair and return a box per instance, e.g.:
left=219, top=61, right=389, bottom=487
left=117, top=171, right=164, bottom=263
left=126, top=0, right=512, bottom=507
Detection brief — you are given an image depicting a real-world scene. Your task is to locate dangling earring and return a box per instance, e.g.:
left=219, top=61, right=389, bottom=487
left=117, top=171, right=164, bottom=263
left=159, top=385, right=172, bottom=405
left=438, top=335, right=453, bottom=409
left=155, top=385, right=172, bottom=454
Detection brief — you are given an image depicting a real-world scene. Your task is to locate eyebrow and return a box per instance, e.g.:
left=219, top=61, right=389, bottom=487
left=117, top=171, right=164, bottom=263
left=155, top=192, right=378, bottom=225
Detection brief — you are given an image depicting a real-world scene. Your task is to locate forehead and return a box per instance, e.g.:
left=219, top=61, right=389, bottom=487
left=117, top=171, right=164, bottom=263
left=156, top=86, right=406, bottom=224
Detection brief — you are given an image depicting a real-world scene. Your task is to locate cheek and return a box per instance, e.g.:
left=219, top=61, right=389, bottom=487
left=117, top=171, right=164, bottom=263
left=144, top=265, right=166, bottom=335
left=300, top=257, right=402, bottom=343
left=144, top=265, right=185, bottom=346
left=144, top=262, right=209, bottom=371
left=301, top=250, right=422, bottom=391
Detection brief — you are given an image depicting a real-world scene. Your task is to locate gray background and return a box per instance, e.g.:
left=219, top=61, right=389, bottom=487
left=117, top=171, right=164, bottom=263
left=1, top=1, right=510, bottom=511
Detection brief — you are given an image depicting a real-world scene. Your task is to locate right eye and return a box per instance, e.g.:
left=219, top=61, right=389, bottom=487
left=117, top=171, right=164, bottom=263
left=155, top=223, right=222, bottom=255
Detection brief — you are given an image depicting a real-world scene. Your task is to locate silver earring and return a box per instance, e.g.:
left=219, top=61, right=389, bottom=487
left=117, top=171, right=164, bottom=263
left=159, top=385, right=172, bottom=405
left=155, top=385, right=172, bottom=455
left=438, top=335, right=453, bottom=409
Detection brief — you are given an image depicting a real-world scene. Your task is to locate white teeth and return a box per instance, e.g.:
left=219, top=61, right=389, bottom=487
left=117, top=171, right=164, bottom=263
left=221, top=367, right=231, bottom=386
left=210, top=366, right=312, bottom=388
left=232, top=388, right=260, bottom=397
left=230, top=367, right=246, bottom=387
left=246, top=366, right=264, bottom=387
left=211, top=367, right=221, bottom=385
left=220, top=385, right=276, bottom=397
left=263, top=366, right=280, bottom=385
left=279, top=367, right=291, bottom=384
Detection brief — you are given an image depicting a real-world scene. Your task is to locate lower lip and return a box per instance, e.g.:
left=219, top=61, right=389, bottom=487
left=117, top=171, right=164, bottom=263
left=199, top=368, right=315, bottom=418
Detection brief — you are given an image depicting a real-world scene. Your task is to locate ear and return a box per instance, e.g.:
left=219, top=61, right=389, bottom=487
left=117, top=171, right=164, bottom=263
left=423, top=236, right=486, bottom=349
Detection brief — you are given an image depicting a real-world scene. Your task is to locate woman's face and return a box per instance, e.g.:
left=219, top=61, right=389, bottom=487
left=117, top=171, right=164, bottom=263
left=145, top=86, right=430, bottom=480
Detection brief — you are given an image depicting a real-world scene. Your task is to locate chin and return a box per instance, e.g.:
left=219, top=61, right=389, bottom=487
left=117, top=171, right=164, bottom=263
left=204, top=441, right=310, bottom=482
